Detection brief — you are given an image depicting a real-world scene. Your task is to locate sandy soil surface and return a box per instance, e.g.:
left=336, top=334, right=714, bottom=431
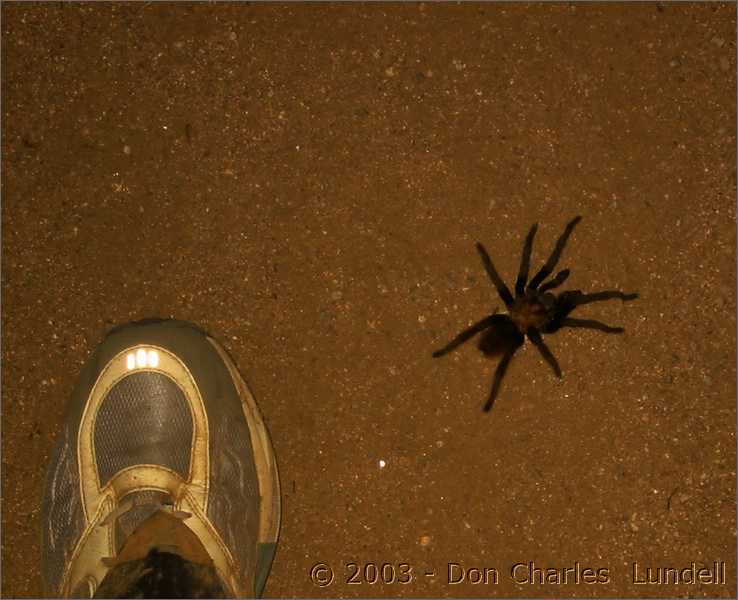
left=2, top=3, right=736, bottom=598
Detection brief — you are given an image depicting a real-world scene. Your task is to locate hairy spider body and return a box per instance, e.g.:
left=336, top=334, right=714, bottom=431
left=433, top=216, right=638, bottom=412
left=477, top=314, right=523, bottom=357
left=510, top=293, right=552, bottom=334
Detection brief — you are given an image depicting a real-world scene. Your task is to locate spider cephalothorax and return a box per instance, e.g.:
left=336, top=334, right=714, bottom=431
left=433, top=216, right=638, bottom=412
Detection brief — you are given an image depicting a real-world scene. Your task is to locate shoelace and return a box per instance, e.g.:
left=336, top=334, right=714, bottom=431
left=100, top=496, right=191, bottom=528
left=99, top=495, right=192, bottom=567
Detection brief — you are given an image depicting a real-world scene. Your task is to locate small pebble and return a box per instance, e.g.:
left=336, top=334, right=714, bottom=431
left=123, top=145, right=131, bottom=155
left=419, top=535, right=431, bottom=546
left=629, top=513, right=639, bottom=532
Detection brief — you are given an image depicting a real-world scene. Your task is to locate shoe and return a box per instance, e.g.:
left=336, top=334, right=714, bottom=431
left=41, top=319, right=281, bottom=597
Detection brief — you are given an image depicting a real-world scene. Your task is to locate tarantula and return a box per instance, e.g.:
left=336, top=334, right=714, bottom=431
left=432, top=216, right=638, bottom=412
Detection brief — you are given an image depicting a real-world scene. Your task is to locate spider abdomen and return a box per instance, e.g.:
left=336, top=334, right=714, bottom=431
left=477, top=314, right=524, bottom=357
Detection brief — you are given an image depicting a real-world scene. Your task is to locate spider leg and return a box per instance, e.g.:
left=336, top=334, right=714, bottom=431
left=527, top=216, right=582, bottom=291
left=514, top=224, right=539, bottom=296
left=483, top=346, right=518, bottom=412
left=527, top=328, right=562, bottom=378
left=538, top=268, right=570, bottom=293
left=544, top=289, right=638, bottom=333
left=560, top=290, right=638, bottom=306
left=475, top=242, right=514, bottom=308
left=432, top=313, right=498, bottom=358
left=559, top=317, right=625, bottom=333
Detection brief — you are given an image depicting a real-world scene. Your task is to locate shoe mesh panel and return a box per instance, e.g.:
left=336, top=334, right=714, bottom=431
left=206, top=396, right=260, bottom=591
left=42, top=420, right=84, bottom=596
left=94, top=372, right=193, bottom=487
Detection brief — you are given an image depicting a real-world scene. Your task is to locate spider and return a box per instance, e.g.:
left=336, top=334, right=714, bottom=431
left=432, top=216, right=638, bottom=412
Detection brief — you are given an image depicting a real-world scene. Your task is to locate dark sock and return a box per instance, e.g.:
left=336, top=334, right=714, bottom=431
left=93, top=547, right=227, bottom=599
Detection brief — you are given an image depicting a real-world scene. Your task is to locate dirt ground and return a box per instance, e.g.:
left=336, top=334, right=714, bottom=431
left=1, top=2, right=736, bottom=598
